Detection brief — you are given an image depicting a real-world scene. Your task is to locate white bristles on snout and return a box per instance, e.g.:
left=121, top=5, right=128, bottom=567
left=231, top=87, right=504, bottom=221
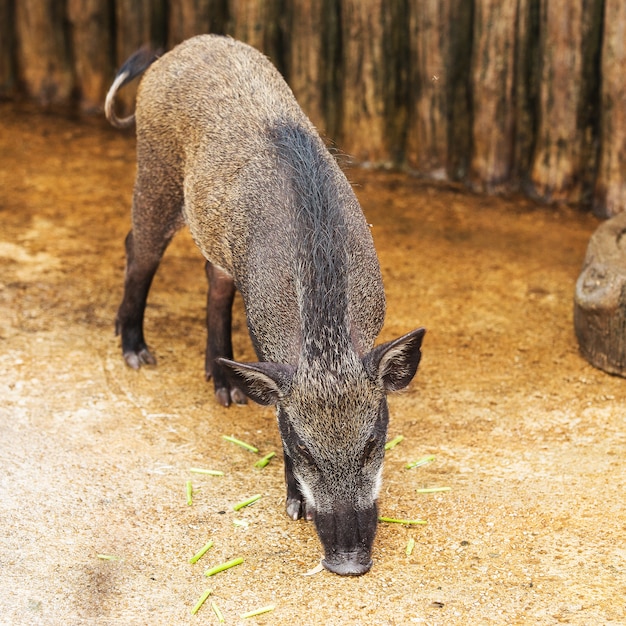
left=295, top=474, right=316, bottom=517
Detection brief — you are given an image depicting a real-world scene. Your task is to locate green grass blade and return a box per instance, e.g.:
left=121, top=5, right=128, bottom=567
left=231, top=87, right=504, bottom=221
left=241, top=605, right=276, bottom=619
left=378, top=516, right=427, bottom=525
left=211, top=600, right=225, bottom=622
left=405, top=455, right=435, bottom=469
left=189, top=540, right=214, bottom=564
left=233, top=494, right=262, bottom=511
left=405, top=537, right=415, bottom=556
left=190, top=588, right=212, bottom=615
left=384, top=435, right=404, bottom=450
left=254, top=451, right=276, bottom=468
left=222, top=435, right=258, bottom=453
left=204, top=557, right=244, bottom=577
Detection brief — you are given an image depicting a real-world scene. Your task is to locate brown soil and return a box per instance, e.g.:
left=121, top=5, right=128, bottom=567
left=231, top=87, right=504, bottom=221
left=1, top=103, right=624, bottom=625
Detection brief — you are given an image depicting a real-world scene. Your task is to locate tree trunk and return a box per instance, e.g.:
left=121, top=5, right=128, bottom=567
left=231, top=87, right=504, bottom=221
left=574, top=210, right=626, bottom=376
left=15, top=0, right=73, bottom=105
left=226, top=0, right=283, bottom=72
left=0, top=0, right=16, bottom=97
left=284, top=0, right=337, bottom=137
left=339, top=0, right=406, bottom=165
left=167, top=0, right=228, bottom=48
left=528, top=0, right=603, bottom=205
left=406, top=0, right=472, bottom=180
left=67, top=0, right=113, bottom=113
left=593, top=0, right=626, bottom=218
left=114, top=0, right=166, bottom=116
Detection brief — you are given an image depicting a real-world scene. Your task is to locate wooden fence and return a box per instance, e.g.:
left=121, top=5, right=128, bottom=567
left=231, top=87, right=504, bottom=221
left=1, top=0, right=625, bottom=217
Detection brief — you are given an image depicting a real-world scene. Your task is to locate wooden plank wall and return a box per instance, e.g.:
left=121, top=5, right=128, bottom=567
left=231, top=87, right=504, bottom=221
left=1, top=0, right=623, bottom=217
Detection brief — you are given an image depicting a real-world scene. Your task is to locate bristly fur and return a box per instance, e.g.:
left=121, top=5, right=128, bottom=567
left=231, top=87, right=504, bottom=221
left=270, top=122, right=352, bottom=367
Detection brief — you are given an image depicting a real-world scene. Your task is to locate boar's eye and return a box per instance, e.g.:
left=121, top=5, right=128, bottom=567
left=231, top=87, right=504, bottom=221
left=277, top=409, right=316, bottom=465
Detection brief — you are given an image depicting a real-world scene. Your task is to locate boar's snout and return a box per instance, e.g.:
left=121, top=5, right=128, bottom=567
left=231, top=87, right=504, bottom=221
left=315, top=502, right=378, bottom=576
left=322, top=551, right=373, bottom=576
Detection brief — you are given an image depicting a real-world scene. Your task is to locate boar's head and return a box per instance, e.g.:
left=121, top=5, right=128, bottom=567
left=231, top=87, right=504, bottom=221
left=219, top=327, right=425, bottom=575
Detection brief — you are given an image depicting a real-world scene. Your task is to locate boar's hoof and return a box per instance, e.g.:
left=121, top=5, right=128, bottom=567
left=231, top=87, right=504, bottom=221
left=214, top=386, right=248, bottom=407
left=286, top=496, right=302, bottom=520
left=229, top=387, right=248, bottom=405
left=123, top=348, right=156, bottom=369
left=322, top=552, right=373, bottom=576
left=286, top=496, right=314, bottom=521
left=215, top=388, right=230, bottom=407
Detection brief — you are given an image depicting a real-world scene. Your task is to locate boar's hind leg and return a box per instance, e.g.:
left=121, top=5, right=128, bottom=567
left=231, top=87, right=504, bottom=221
left=205, top=261, right=248, bottom=407
left=116, top=229, right=169, bottom=369
left=116, top=181, right=181, bottom=370
left=115, top=230, right=166, bottom=369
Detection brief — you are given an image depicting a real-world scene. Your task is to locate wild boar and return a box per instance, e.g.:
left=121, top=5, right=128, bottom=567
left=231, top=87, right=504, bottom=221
left=105, top=34, right=425, bottom=575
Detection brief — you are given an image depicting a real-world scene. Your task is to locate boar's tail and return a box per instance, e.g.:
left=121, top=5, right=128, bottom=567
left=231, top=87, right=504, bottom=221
left=105, top=45, right=161, bottom=129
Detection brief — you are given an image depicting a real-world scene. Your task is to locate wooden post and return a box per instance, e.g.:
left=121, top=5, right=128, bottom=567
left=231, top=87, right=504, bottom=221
left=227, top=0, right=283, bottom=72
left=67, top=0, right=113, bottom=113
left=406, top=0, right=472, bottom=180
left=593, top=0, right=626, bottom=218
left=15, top=0, right=74, bottom=105
left=0, top=0, right=16, bottom=97
left=167, top=0, right=228, bottom=48
left=113, top=0, right=166, bottom=116
left=528, top=0, right=603, bottom=205
left=339, top=0, right=406, bottom=165
left=512, top=0, right=540, bottom=187
left=469, top=0, right=525, bottom=192
left=284, top=0, right=337, bottom=137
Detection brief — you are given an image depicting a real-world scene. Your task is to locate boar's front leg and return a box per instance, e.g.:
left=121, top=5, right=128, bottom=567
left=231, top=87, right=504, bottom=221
left=204, top=261, right=247, bottom=407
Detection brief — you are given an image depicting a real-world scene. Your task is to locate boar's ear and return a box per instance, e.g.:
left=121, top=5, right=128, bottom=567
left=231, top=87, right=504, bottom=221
left=364, top=328, right=426, bottom=392
left=216, top=358, right=294, bottom=406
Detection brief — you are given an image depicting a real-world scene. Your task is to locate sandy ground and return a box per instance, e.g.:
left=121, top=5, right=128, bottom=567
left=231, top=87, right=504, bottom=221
left=0, top=103, right=624, bottom=625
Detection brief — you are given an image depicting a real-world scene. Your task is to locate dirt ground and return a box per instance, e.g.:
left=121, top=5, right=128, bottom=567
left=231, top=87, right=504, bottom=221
left=0, top=102, right=624, bottom=625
